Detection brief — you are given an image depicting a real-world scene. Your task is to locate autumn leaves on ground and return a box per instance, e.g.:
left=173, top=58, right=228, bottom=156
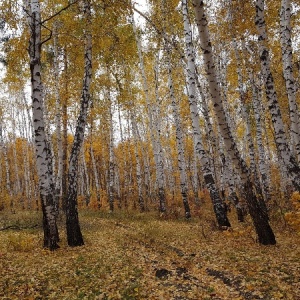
left=0, top=203, right=299, bottom=300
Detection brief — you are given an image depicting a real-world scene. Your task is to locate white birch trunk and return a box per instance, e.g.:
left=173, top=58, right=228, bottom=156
left=247, top=67, right=271, bottom=203
left=167, top=51, right=191, bottom=218
left=132, top=15, right=166, bottom=213
left=90, top=146, right=101, bottom=209
left=182, top=0, right=230, bottom=227
left=191, top=149, right=200, bottom=205
left=108, top=90, right=115, bottom=212
left=53, top=22, right=63, bottom=210
left=11, top=106, right=21, bottom=199
left=280, top=0, right=300, bottom=162
left=233, top=40, right=268, bottom=215
left=255, top=0, right=300, bottom=190
left=0, top=124, right=12, bottom=206
left=130, top=111, right=145, bottom=212
left=27, top=0, right=59, bottom=250
left=193, top=0, right=276, bottom=244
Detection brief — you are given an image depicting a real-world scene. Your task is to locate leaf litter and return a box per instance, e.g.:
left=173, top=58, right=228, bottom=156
left=0, top=210, right=299, bottom=299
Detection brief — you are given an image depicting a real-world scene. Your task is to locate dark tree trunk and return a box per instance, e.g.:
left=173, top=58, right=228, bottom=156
left=204, top=174, right=231, bottom=227
left=66, top=178, right=84, bottom=247
left=182, top=189, right=191, bottom=219
left=228, top=192, right=244, bottom=222
left=244, top=180, right=276, bottom=245
left=65, top=0, right=91, bottom=247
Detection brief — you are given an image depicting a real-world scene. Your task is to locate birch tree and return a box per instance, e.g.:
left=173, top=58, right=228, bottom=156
left=192, top=0, right=276, bottom=244
left=53, top=21, right=63, bottom=212
left=66, top=0, right=92, bottom=247
left=26, top=0, right=59, bottom=250
left=255, top=0, right=300, bottom=190
left=182, top=0, right=230, bottom=227
left=167, top=49, right=191, bottom=219
left=132, top=14, right=166, bottom=213
left=280, top=0, right=300, bottom=162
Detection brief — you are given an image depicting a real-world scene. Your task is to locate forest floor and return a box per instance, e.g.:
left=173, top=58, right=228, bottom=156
left=0, top=206, right=299, bottom=300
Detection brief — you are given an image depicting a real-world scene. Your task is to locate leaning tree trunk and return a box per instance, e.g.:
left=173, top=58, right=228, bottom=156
left=26, top=0, right=59, bottom=250
left=182, top=0, right=230, bottom=227
left=66, top=0, right=92, bottom=247
left=280, top=0, right=300, bottom=162
left=193, top=0, right=276, bottom=244
left=81, top=145, right=91, bottom=207
left=234, top=40, right=268, bottom=218
left=255, top=0, right=300, bottom=190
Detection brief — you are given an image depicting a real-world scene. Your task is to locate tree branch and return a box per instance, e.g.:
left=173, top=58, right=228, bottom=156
left=42, top=0, right=79, bottom=24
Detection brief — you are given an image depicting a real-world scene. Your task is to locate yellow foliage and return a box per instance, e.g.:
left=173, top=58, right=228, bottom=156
left=285, top=192, right=300, bottom=234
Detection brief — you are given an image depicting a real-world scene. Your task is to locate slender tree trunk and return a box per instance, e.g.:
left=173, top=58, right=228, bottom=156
left=130, top=111, right=145, bottom=212
left=166, top=50, right=191, bottom=218
left=26, top=0, right=59, bottom=250
left=246, top=62, right=271, bottom=204
left=234, top=40, right=269, bottom=217
left=66, top=0, right=92, bottom=247
left=61, top=49, right=68, bottom=212
left=53, top=22, right=63, bottom=213
left=81, top=145, right=91, bottom=207
left=255, top=0, right=300, bottom=190
left=0, top=124, right=12, bottom=203
left=90, top=146, right=101, bottom=209
left=132, top=15, right=166, bottom=213
left=182, top=0, right=230, bottom=227
left=280, top=0, right=300, bottom=162
left=193, top=0, right=276, bottom=244
left=108, top=90, right=115, bottom=212
left=193, top=152, right=201, bottom=204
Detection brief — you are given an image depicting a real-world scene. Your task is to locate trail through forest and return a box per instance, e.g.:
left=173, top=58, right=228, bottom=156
left=0, top=209, right=299, bottom=300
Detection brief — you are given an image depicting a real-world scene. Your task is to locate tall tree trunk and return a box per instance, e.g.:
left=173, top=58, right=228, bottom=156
left=132, top=15, right=166, bottom=213
left=166, top=50, right=191, bottom=219
left=53, top=22, right=63, bottom=213
left=246, top=59, right=271, bottom=204
left=255, top=0, right=300, bottom=190
left=182, top=0, right=230, bottom=227
left=66, top=0, right=92, bottom=247
left=193, top=0, right=276, bottom=244
left=280, top=0, right=300, bottom=162
left=108, top=89, right=115, bottom=212
left=90, top=145, right=101, bottom=209
left=0, top=123, right=12, bottom=208
left=26, top=0, right=59, bottom=250
left=61, top=49, right=69, bottom=212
